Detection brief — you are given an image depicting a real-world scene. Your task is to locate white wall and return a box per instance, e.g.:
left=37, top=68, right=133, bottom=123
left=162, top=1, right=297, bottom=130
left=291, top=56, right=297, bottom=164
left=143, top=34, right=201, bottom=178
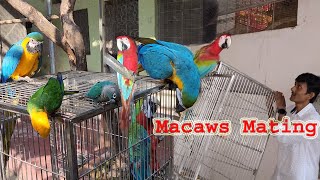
left=189, top=0, right=320, bottom=179
left=223, top=0, right=320, bottom=107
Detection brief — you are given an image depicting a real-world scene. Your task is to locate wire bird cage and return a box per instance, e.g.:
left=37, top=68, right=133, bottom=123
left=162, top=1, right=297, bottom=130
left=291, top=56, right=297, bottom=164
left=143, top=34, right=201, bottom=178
left=173, top=62, right=276, bottom=180
left=0, top=71, right=175, bottom=180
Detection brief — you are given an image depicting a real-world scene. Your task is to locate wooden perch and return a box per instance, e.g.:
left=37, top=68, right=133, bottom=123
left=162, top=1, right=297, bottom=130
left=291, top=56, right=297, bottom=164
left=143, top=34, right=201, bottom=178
left=5, top=0, right=63, bottom=46
left=0, top=15, right=59, bottom=25
left=103, top=54, right=135, bottom=81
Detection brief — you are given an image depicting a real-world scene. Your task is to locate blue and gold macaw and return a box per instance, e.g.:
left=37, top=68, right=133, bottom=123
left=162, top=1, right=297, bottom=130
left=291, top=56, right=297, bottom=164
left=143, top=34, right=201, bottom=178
left=0, top=32, right=43, bottom=170
left=136, top=38, right=201, bottom=112
left=1, top=32, right=43, bottom=83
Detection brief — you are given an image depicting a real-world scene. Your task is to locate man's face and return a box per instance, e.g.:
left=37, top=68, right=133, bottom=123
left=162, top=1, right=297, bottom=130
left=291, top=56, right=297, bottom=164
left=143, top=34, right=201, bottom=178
left=290, top=81, right=312, bottom=103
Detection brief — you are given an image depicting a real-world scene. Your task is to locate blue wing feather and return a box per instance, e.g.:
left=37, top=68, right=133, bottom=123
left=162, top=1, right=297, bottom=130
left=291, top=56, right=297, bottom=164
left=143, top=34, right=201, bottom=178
left=137, top=39, right=200, bottom=108
left=155, top=40, right=194, bottom=60
left=1, top=44, right=23, bottom=83
left=138, top=44, right=174, bottom=79
left=137, top=40, right=194, bottom=80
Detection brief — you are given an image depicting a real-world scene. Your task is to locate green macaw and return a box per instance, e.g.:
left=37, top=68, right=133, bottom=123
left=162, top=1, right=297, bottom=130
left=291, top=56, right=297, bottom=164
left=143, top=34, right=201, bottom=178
left=27, top=73, right=65, bottom=138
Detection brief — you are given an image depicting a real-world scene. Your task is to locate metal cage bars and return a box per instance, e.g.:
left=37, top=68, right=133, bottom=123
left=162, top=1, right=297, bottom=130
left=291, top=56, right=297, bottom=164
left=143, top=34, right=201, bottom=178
left=0, top=71, right=175, bottom=180
left=173, top=62, right=276, bottom=180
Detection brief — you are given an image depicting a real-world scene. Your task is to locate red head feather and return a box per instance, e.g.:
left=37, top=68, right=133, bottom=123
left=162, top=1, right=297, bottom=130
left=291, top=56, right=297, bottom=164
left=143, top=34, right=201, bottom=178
left=116, top=36, right=138, bottom=73
left=208, top=34, right=232, bottom=55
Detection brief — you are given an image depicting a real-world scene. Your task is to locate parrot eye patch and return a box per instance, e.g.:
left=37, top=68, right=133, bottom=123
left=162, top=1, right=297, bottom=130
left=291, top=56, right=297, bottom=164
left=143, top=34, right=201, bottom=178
left=112, top=93, right=117, bottom=99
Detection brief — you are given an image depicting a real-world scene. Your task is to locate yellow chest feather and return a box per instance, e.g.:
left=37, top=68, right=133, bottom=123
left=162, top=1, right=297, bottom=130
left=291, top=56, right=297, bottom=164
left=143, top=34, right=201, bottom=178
left=12, top=40, right=40, bottom=78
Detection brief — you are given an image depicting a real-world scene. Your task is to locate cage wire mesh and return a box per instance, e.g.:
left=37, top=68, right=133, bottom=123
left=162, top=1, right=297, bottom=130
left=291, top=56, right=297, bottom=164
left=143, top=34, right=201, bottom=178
left=0, top=71, right=175, bottom=180
left=173, top=62, right=276, bottom=180
left=217, top=0, right=298, bottom=35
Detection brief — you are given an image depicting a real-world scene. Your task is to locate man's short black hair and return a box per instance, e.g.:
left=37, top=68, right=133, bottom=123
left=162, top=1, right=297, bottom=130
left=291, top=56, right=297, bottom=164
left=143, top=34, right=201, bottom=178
left=296, top=73, right=320, bottom=103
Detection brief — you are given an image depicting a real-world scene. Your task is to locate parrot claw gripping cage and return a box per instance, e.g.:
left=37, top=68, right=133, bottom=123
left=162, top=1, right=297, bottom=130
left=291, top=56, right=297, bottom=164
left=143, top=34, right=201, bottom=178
left=0, top=71, right=175, bottom=180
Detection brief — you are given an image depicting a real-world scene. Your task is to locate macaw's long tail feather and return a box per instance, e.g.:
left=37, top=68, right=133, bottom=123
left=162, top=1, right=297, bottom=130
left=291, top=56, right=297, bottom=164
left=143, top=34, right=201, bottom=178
left=120, top=100, right=130, bottom=130
left=1, top=113, right=18, bottom=170
left=150, top=136, right=160, bottom=171
left=29, top=110, right=50, bottom=138
left=119, top=75, right=136, bottom=132
left=131, top=161, right=151, bottom=180
left=135, top=112, right=160, bottom=171
left=119, top=93, right=134, bottom=134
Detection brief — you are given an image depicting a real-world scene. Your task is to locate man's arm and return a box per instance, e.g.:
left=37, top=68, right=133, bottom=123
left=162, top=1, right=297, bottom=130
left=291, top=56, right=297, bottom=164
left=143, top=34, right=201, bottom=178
left=274, top=92, right=320, bottom=144
left=274, top=91, right=286, bottom=121
left=273, top=91, right=304, bottom=144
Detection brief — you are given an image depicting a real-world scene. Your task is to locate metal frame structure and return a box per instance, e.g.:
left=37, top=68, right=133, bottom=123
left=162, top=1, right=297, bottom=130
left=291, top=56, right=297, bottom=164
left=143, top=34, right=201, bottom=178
left=174, top=62, right=276, bottom=180
left=0, top=71, right=175, bottom=179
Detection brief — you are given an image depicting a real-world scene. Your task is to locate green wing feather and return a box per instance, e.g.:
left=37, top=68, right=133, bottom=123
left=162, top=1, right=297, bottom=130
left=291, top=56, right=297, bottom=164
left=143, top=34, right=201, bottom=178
left=135, top=37, right=158, bottom=45
left=28, top=77, right=64, bottom=114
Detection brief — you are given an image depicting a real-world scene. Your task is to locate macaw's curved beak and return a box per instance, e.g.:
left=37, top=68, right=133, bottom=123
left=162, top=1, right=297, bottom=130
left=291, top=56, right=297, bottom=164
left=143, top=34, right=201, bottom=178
left=35, top=42, right=43, bottom=52
left=122, top=43, right=128, bottom=51
left=221, top=39, right=229, bottom=49
left=117, top=39, right=128, bottom=51
left=107, top=99, right=116, bottom=104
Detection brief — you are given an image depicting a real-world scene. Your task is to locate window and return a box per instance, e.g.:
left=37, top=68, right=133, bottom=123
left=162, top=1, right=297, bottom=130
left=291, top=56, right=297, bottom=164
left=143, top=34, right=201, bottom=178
left=157, top=0, right=298, bottom=45
left=231, top=0, right=298, bottom=34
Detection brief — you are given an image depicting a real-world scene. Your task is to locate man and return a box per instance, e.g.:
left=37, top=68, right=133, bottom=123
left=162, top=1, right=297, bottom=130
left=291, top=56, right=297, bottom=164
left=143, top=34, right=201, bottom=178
left=272, top=73, right=320, bottom=180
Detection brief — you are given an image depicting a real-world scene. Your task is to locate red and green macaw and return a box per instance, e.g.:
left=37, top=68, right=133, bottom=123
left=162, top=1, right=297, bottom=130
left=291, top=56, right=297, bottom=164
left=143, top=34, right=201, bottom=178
left=129, top=99, right=151, bottom=180
left=194, top=34, right=232, bottom=78
left=136, top=97, right=161, bottom=171
left=1, top=32, right=44, bottom=83
left=116, top=36, right=138, bottom=133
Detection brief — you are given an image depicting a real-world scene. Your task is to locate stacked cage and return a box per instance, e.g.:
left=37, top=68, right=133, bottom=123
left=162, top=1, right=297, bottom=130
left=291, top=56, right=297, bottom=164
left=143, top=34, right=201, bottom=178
left=0, top=71, right=174, bottom=179
left=174, top=62, right=276, bottom=180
